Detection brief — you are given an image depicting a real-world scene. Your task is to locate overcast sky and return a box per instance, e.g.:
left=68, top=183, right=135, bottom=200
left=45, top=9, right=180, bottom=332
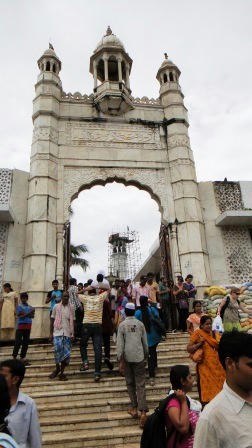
left=1, top=1, right=251, bottom=281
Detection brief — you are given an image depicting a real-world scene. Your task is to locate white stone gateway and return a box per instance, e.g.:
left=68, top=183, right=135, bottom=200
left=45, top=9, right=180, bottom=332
left=0, top=29, right=251, bottom=338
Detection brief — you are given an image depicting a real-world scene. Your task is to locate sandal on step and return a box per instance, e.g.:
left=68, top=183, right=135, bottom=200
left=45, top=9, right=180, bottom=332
left=128, top=409, right=138, bottom=419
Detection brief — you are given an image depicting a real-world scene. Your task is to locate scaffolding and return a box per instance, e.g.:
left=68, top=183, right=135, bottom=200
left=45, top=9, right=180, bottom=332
left=107, top=228, right=142, bottom=280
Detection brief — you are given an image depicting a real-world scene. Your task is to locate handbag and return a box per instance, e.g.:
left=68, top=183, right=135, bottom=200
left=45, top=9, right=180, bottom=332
left=190, top=348, right=204, bottom=363
left=150, top=308, right=166, bottom=336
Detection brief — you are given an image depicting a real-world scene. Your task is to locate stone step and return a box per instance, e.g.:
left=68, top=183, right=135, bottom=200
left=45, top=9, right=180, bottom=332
left=42, top=425, right=142, bottom=447
left=21, top=362, right=192, bottom=384
left=20, top=354, right=190, bottom=374
left=21, top=371, right=197, bottom=393
left=31, top=383, right=171, bottom=405
left=37, top=392, right=199, bottom=418
left=0, top=345, right=188, bottom=362
left=0, top=334, right=189, bottom=352
left=0, top=348, right=189, bottom=365
left=1, top=333, right=191, bottom=447
left=40, top=410, right=144, bottom=432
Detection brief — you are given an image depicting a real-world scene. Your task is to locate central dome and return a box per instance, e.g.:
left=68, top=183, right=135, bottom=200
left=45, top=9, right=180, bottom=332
left=94, top=26, right=125, bottom=52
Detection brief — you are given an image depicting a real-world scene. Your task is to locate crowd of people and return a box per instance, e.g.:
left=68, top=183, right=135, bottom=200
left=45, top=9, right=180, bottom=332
left=0, top=274, right=251, bottom=447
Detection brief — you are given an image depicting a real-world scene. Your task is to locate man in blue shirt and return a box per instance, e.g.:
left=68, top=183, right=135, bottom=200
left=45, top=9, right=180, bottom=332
left=12, top=292, right=34, bottom=366
left=0, top=359, right=41, bottom=448
left=46, top=279, right=63, bottom=341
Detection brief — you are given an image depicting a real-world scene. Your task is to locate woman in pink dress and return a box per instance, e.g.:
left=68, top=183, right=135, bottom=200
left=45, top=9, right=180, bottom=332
left=165, top=365, right=201, bottom=448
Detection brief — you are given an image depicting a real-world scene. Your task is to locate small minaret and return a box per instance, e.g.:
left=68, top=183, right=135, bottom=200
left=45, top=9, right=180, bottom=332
left=35, top=44, right=62, bottom=100
left=89, top=27, right=133, bottom=115
left=156, top=53, right=185, bottom=113
left=156, top=54, right=211, bottom=288
left=22, top=45, right=63, bottom=337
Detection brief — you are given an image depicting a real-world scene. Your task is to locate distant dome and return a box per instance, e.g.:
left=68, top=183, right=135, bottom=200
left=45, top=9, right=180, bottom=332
left=160, top=55, right=176, bottom=68
left=41, top=45, right=60, bottom=61
left=37, top=44, right=61, bottom=72
left=94, top=26, right=125, bottom=52
left=156, top=53, right=181, bottom=79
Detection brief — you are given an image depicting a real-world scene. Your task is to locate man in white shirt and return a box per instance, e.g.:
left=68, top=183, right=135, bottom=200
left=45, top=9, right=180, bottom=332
left=0, top=358, right=41, bottom=448
left=194, top=331, right=252, bottom=448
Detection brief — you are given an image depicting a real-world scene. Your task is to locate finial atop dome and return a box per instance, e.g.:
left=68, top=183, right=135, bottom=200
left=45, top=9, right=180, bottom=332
left=164, top=52, right=168, bottom=59
left=106, top=26, right=113, bottom=36
left=49, top=42, right=54, bottom=50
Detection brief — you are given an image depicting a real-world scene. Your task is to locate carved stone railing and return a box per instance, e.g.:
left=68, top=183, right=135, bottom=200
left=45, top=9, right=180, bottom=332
left=132, top=96, right=160, bottom=105
left=61, top=91, right=94, bottom=102
left=61, top=91, right=160, bottom=106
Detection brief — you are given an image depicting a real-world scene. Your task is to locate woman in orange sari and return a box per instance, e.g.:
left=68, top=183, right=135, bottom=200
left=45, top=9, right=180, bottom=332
left=187, top=315, right=225, bottom=405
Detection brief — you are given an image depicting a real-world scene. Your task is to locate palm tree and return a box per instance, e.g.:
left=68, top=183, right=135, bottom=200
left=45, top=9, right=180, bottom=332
left=70, top=243, right=89, bottom=271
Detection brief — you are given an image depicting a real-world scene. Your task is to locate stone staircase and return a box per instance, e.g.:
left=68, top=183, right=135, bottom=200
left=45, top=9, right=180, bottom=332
left=0, top=333, right=195, bottom=447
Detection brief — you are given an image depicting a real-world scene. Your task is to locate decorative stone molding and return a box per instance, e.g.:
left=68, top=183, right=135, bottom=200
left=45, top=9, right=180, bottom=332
left=61, top=91, right=94, bottom=102
left=133, top=96, right=160, bottom=105
left=32, top=126, right=59, bottom=144
left=167, top=134, right=191, bottom=149
left=222, top=226, right=252, bottom=283
left=61, top=122, right=162, bottom=149
left=61, top=91, right=160, bottom=106
left=0, top=169, right=12, bottom=205
left=63, top=167, right=168, bottom=221
left=0, top=223, right=8, bottom=290
left=214, top=181, right=243, bottom=212
left=169, top=159, right=194, bottom=168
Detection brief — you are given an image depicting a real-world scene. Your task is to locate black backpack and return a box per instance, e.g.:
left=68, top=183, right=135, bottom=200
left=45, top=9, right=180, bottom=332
left=220, top=296, right=240, bottom=320
left=140, top=393, right=190, bottom=448
left=220, top=296, right=230, bottom=320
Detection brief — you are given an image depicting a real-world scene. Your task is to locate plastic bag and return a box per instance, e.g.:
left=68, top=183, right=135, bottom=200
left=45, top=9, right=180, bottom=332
left=212, top=315, right=224, bottom=333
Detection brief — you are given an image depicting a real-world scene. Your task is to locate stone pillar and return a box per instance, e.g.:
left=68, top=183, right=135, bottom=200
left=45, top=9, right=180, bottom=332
left=169, top=223, right=181, bottom=279
left=104, top=57, right=109, bottom=81
left=21, top=68, right=62, bottom=338
left=56, top=224, right=64, bottom=285
left=125, top=64, right=130, bottom=89
left=93, top=61, right=97, bottom=88
left=159, top=72, right=211, bottom=291
left=118, top=58, right=122, bottom=82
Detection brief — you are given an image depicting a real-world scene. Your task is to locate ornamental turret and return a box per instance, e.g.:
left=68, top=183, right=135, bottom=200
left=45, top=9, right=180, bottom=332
left=89, top=27, right=133, bottom=115
left=156, top=53, right=188, bottom=122
left=37, top=44, right=62, bottom=84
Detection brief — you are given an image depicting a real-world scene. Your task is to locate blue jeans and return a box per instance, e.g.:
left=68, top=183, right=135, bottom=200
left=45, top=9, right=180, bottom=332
left=80, top=324, right=102, bottom=375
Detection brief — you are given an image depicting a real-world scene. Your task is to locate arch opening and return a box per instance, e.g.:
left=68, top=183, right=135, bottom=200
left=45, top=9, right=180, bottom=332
left=108, top=56, right=118, bottom=81
left=69, top=181, right=162, bottom=283
left=97, top=59, right=105, bottom=82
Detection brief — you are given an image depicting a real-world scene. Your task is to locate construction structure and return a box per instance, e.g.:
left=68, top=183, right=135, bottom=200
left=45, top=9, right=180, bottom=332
left=108, top=229, right=142, bottom=280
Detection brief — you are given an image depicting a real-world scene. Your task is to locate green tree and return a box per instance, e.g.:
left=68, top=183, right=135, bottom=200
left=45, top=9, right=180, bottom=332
left=70, top=243, right=89, bottom=271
